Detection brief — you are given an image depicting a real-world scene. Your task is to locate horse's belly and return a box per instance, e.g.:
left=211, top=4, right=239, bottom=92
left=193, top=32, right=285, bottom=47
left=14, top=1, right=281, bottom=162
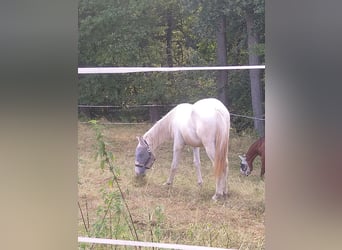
left=182, top=131, right=202, bottom=147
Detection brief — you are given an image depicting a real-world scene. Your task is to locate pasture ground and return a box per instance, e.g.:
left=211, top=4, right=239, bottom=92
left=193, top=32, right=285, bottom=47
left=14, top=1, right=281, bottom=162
left=78, top=122, right=265, bottom=249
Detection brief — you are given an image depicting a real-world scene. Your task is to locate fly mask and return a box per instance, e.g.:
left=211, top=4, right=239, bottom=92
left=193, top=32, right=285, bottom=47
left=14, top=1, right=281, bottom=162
left=134, top=136, right=155, bottom=175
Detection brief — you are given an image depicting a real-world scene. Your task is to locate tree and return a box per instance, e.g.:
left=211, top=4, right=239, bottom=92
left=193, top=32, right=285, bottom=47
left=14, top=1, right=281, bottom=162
left=246, top=8, right=264, bottom=136
left=192, top=0, right=232, bottom=106
left=78, top=0, right=265, bottom=133
left=216, top=13, right=229, bottom=106
left=241, top=0, right=265, bottom=136
left=224, top=0, right=265, bottom=135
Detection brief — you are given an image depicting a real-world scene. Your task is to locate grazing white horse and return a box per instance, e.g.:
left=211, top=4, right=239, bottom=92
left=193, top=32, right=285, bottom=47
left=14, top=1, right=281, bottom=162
left=134, top=98, right=230, bottom=200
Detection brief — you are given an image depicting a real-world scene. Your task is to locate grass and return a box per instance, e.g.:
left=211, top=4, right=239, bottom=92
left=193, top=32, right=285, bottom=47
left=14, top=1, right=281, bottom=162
left=78, top=121, right=265, bottom=249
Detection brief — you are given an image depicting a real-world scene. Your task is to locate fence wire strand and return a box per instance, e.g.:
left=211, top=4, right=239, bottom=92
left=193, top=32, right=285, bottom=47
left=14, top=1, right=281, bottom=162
left=78, top=104, right=265, bottom=122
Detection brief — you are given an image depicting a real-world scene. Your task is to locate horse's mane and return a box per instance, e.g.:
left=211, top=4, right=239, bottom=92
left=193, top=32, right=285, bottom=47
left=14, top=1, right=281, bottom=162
left=143, top=107, right=176, bottom=152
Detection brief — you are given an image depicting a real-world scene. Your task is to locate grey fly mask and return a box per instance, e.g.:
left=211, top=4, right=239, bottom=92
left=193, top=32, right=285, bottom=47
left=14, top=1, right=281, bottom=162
left=134, top=137, right=155, bottom=175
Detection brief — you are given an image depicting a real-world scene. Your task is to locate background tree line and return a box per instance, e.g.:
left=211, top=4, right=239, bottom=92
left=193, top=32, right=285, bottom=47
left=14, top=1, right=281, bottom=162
left=78, top=0, right=265, bottom=136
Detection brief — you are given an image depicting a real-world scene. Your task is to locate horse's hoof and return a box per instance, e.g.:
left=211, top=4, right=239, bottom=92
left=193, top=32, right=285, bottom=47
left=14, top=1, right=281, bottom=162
left=212, top=194, right=219, bottom=201
left=163, top=182, right=172, bottom=186
left=212, top=193, right=227, bottom=201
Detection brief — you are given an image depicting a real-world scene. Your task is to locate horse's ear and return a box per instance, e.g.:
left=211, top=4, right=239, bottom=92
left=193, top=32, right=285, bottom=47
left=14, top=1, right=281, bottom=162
left=137, top=136, right=147, bottom=146
left=137, top=136, right=143, bottom=145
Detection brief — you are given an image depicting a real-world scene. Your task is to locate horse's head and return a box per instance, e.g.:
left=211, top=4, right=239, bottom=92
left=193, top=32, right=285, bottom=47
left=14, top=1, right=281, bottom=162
left=134, top=136, right=155, bottom=176
left=239, top=155, right=251, bottom=176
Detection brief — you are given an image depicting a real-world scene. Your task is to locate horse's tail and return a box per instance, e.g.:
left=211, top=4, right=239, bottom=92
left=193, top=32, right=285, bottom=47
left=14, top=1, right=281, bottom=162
left=214, top=110, right=230, bottom=177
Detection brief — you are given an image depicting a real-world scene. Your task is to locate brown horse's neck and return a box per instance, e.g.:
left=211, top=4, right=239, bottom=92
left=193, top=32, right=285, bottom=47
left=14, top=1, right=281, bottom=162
left=246, top=137, right=264, bottom=170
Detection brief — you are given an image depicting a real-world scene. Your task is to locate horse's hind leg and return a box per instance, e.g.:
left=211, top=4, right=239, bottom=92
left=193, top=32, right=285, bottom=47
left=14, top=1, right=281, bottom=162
left=213, top=164, right=228, bottom=201
left=193, top=147, right=203, bottom=185
left=203, top=143, right=227, bottom=200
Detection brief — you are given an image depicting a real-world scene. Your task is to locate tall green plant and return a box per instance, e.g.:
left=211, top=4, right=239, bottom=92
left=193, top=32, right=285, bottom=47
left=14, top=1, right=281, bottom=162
left=78, top=120, right=139, bottom=246
left=91, top=120, right=139, bottom=240
left=78, top=120, right=170, bottom=249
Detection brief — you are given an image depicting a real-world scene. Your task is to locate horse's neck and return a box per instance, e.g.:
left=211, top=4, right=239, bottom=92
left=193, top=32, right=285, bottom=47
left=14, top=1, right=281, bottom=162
left=143, top=112, right=173, bottom=153
left=246, top=142, right=260, bottom=163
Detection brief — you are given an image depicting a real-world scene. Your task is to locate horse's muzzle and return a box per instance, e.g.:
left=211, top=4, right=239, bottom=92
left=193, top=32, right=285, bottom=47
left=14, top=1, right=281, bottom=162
left=240, top=169, right=250, bottom=176
left=135, top=166, right=146, bottom=176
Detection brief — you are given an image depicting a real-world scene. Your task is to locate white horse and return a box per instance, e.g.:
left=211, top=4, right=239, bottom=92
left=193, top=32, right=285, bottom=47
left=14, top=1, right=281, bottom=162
left=134, top=98, right=230, bottom=200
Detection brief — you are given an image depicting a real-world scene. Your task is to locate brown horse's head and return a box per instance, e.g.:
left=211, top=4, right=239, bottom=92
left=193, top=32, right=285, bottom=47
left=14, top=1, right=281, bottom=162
left=239, top=155, right=251, bottom=176
left=134, top=136, right=155, bottom=176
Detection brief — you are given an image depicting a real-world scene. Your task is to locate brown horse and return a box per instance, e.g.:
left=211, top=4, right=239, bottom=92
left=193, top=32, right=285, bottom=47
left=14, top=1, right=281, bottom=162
left=239, top=137, right=265, bottom=177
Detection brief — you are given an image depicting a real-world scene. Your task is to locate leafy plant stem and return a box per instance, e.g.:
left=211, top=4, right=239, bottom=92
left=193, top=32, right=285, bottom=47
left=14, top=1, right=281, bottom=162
left=78, top=201, right=90, bottom=236
left=90, top=120, right=139, bottom=243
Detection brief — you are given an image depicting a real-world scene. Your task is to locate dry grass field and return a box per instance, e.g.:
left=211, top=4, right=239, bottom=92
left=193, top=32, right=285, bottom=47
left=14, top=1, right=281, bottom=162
left=78, top=121, right=265, bottom=249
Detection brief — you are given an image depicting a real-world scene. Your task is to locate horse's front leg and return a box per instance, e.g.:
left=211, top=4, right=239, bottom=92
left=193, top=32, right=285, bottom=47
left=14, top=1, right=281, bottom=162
left=193, top=147, right=203, bottom=186
left=260, top=152, right=265, bottom=177
left=165, top=144, right=183, bottom=185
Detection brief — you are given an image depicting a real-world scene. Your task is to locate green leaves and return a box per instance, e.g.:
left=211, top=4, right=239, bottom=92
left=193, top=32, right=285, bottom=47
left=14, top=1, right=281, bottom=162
left=87, top=119, right=139, bottom=240
left=79, top=0, right=265, bottom=131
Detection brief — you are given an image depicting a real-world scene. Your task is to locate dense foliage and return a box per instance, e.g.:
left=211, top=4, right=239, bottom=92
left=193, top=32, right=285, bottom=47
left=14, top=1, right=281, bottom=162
left=78, top=0, right=264, bottom=131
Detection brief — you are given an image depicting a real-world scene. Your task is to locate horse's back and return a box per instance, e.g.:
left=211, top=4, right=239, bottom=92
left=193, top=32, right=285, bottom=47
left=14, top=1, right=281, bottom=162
left=191, top=98, right=230, bottom=145
left=192, top=98, right=230, bottom=126
left=171, top=98, right=229, bottom=147
left=171, top=103, right=193, bottom=128
left=173, top=98, right=229, bottom=122
left=193, top=98, right=229, bottom=114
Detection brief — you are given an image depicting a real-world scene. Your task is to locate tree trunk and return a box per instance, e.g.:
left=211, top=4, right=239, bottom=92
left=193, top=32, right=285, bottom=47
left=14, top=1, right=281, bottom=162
left=165, top=7, right=176, bottom=88
left=166, top=9, right=173, bottom=67
left=216, top=14, right=228, bottom=106
left=246, top=12, right=264, bottom=136
left=149, top=105, right=160, bottom=123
